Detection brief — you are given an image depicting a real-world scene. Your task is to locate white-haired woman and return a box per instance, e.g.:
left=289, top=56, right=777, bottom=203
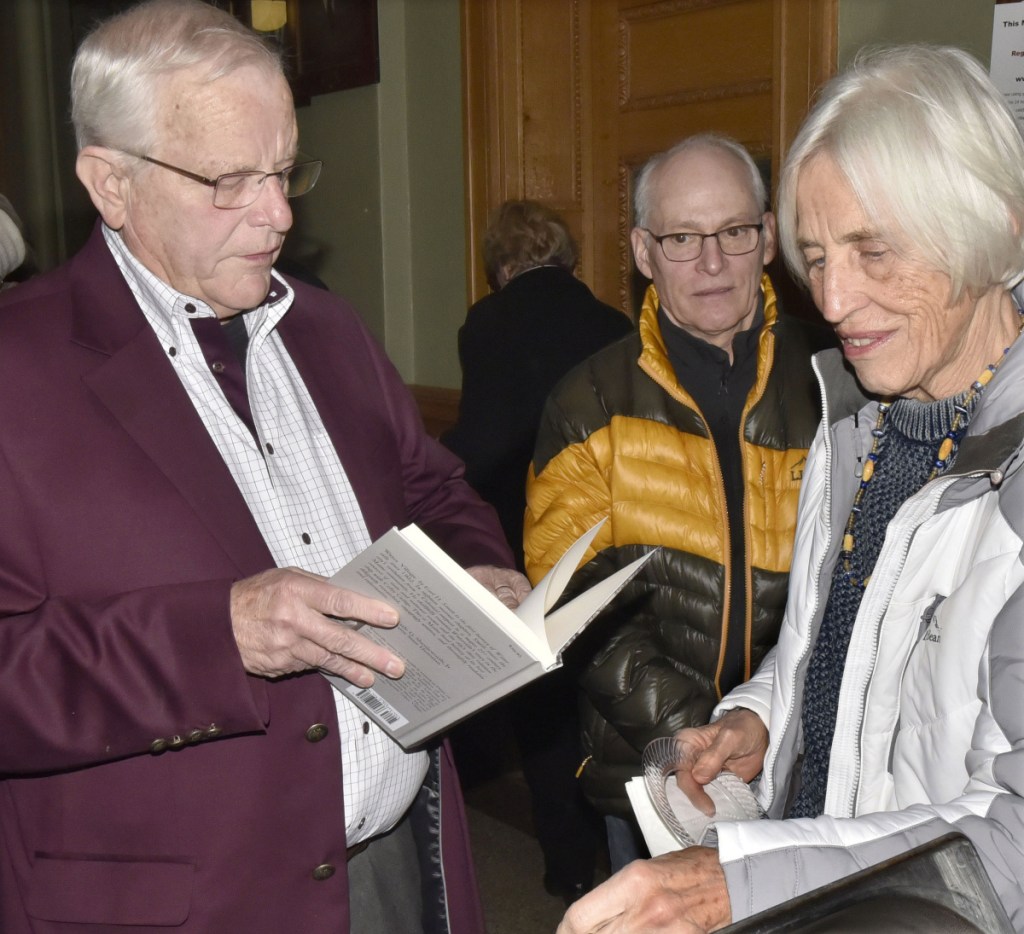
left=559, top=44, right=1024, bottom=934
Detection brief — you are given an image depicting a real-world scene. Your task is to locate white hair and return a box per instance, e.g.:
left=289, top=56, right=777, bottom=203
left=71, top=0, right=284, bottom=154
left=633, top=133, right=767, bottom=229
left=777, top=44, right=1024, bottom=300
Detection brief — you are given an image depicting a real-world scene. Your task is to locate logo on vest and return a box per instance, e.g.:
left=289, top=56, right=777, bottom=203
left=920, top=595, right=946, bottom=645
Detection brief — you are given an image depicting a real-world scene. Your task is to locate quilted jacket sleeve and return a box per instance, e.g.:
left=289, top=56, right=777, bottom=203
left=524, top=374, right=618, bottom=586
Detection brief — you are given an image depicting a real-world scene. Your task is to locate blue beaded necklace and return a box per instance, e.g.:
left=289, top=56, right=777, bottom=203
left=839, top=330, right=1019, bottom=590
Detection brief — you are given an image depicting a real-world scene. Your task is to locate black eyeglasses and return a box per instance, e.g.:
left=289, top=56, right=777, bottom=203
left=126, top=153, right=323, bottom=209
left=643, top=222, right=764, bottom=263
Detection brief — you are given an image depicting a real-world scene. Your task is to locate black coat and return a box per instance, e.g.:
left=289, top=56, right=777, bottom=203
left=443, top=266, right=633, bottom=567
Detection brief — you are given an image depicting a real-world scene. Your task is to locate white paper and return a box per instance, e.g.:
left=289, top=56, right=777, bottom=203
left=626, top=776, right=682, bottom=857
left=991, top=2, right=1024, bottom=135
left=514, top=517, right=606, bottom=644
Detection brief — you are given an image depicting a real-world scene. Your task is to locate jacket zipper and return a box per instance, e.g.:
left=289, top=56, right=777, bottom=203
left=734, top=326, right=775, bottom=687
left=637, top=356, right=734, bottom=695
left=843, top=471, right=985, bottom=817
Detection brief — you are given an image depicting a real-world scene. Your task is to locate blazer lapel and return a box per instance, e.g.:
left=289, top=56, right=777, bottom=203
left=71, top=225, right=274, bottom=577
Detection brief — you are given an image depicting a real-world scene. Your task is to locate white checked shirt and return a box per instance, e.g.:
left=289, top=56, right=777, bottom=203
left=103, top=226, right=427, bottom=844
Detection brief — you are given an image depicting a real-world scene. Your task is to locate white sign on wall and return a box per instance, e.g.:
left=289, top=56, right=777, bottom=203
left=992, top=1, right=1024, bottom=135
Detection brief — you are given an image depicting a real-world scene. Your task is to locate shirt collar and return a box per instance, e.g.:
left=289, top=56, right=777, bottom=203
left=101, top=223, right=294, bottom=329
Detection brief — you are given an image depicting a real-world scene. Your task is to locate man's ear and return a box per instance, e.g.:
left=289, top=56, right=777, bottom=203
left=75, top=146, right=131, bottom=230
left=630, top=227, right=653, bottom=279
left=761, top=211, right=778, bottom=266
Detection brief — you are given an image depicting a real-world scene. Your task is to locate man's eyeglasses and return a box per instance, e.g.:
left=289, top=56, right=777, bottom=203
left=643, top=222, right=764, bottom=263
left=126, top=153, right=323, bottom=209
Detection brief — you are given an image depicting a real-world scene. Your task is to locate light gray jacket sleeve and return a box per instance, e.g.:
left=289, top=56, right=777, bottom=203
left=717, top=577, right=1024, bottom=930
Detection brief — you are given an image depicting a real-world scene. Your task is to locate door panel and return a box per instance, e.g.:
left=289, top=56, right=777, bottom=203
left=463, top=0, right=836, bottom=318
left=621, top=2, right=773, bottom=106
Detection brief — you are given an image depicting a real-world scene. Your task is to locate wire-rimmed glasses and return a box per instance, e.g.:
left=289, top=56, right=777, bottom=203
left=126, top=153, right=323, bottom=209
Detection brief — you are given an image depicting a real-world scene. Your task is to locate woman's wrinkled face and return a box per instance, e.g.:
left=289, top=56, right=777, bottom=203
left=795, top=154, right=988, bottom=402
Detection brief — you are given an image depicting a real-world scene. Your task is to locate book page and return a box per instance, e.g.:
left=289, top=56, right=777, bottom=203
left=513, top=518, right=607, bottom=646
left=388, top=524, right=553, bottom=660
left=327, top=527, right=550, bottom=746
left=544, top=550, right=653, bottom=656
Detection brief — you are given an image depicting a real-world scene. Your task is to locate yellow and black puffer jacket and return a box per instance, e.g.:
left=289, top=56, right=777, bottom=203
left=524, top=276, right=828, bottom=816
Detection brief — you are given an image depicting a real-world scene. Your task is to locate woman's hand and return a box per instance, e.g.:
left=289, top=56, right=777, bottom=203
left=673, top=708, right=769, bottom=814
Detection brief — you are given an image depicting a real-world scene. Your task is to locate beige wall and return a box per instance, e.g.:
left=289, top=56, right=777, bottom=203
left=293, top=0, right=466, bottom=385
left=292, top=84, right=386, bottom=337
left=404, top=0, right=469, bottom=387
left=838, top=0, right=995, bottom=67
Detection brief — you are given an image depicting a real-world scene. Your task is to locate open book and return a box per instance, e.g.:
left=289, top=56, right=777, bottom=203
left=324, top=520, right=652, bottom=749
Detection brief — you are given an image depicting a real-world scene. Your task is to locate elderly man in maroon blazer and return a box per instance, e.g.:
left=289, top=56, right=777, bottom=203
left=0, top=1, right=528, bottom=931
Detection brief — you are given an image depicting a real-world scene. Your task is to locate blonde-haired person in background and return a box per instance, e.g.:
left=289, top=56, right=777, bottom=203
left=444, top=199, right=631, bottom=904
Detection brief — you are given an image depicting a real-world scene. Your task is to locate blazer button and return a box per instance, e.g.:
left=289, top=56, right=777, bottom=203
left=312, top=863, right=335, bottom=881
left=187, top=729, right=205, bottom=744
left=150, top=738, right=168, bottom=754
left=306, top=723, right=329, bottom=743
left=168, top=735, right=186, bottom=750
left=206, top=724, right=223, bottom=739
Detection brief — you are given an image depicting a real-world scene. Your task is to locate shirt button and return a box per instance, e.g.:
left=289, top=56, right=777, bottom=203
left=265, top=442, right=274, bottom=455
left=306, top=723, right=329, bottom=743
left=184, top=303, right=197, bottom=314
left=312, top=863, right=335, bottom=881
left=168, top=347, right=177, bottom=357
left=357, top=817, right=366, bottom=830
left=211, top=361, right=225, bottom=374
left=301, top=532, right=311, bottom=544
left=362, top=721, right=370, bottom=735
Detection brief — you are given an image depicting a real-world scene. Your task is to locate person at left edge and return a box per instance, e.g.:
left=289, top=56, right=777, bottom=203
left=0, top=1, right=528, bottom=931
left=0, top=193, right=28, bottom=289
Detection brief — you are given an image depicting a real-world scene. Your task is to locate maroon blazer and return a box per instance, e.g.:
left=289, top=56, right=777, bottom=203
left=0, top=225, right=509, bottom=932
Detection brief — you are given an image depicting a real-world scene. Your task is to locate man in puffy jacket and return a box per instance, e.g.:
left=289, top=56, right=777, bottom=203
left=524, top=133, right=830, bottom=870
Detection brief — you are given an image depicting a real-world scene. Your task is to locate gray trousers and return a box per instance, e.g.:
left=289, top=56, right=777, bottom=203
left=348, top=817, right=425, bottom=934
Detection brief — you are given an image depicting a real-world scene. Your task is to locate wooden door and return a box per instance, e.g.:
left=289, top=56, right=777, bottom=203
left=462, top=0, right=837, bottom=317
